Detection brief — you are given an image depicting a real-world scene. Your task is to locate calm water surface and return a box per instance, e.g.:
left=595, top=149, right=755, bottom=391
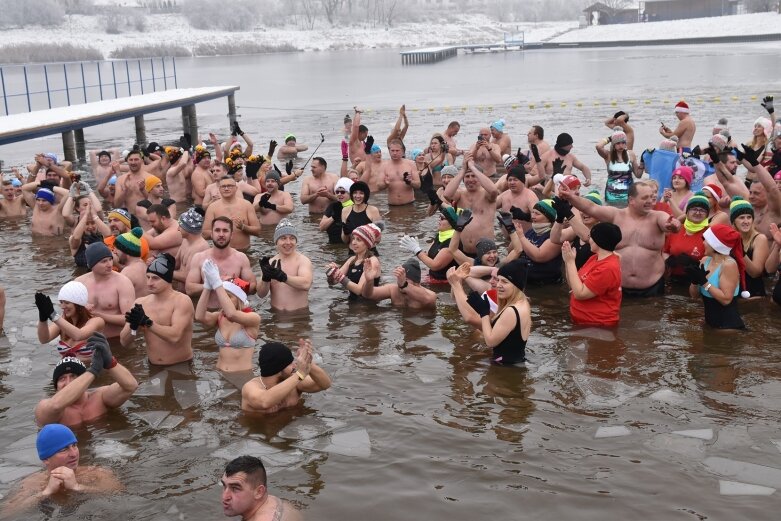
left=1, top=45, right=781, bottom=519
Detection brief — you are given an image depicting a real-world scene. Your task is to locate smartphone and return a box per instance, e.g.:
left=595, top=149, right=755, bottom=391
left=477, top=135, right=485, bottom=142
left=660, top=120, right=668, bottom=129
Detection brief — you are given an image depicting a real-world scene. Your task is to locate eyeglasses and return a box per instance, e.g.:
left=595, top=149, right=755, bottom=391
left=688, top=207, right=708, bottom=214
left=335, top=190, right=347, bottom=194
left=219, top=184, right=236, bottom=189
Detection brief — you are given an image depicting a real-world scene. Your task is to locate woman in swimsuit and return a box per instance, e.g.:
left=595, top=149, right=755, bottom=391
left=730, top=197, right=769, bottom=298
left=667, top=165, right=694, bottom=220
left=36, top=281, right=104, bottom=362
left=327, top=223, right=382, bottom=301
left=196, top=261, right=260, bottom=372
left=595, top=128, right=638, bottom=207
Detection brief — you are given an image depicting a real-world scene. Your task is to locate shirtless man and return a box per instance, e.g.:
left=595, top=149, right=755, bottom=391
left=490, top=119, right=512, bottom=160
left=442, top=154, right=499, bottom=254
left=113, top=150, right=151, bottom=211
left=358, top=142, right=385, bottom=193
left=2, top=424, right=122, bottom=516
left=76, top=242, right=136, bottom=338
left=164, top=147, right=190, bottom=203
left=120, top=253, right=194, bottom=366
left=0, top=179, right=28, bottom=217
left=660, top=100, right=697, bottom=152
left=360, top=258, right=437, bottom=309
left=496, top=166, right=539, bottom=234
left=377, top=139, right=420, bottom=205
left=299, top=157, right=338, bottom=214
left=186, top=217, right=257, bottom=306
left=241, top=339, right=331, bottom=414
left=190, top=146, right=214, bottom=205
left=559, top=181, right=681, bottom=296
left=257, top=220, right=313, bottom=312
left=34, top=335, right=138, bottom=427
left=203, top=176, right=261, bottom=250
left=536, top=133, right=592, bottom=188
left=174, top=206, right=209, bottom=287
left=26, top=153, right=72, bottom=185
left=349, top=107, right=369, bottom=165
left=115, top=228, right=149, bottom=297
left=89, top=149, right=116, bottom=186
left=442, top=121, right=463, bottom=157
left=527, top=125, right=551, bottom=158
left=256, top=171, right=294, bottom=226
left=468, top=128, right=502, bottom=177
left=200, top=161, right=229, bottom=209
left=220, top=456, right=302, bottom=521
left=136, top=175, right=176, bottom=228
left=145, top=204, right=183, bottom=257
left=21, top=183, right=68, bottom=236
left=277, top=134, right=308, bottom=160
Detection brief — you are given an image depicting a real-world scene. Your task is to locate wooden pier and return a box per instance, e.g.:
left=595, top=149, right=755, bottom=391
left=0, top=86, right=240, bottom=161
left=400, top=47, right=458, bottom=65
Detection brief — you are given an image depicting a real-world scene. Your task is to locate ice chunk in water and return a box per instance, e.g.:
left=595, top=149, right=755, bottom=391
left=568, top=328, right=616, bottom=342
left=405, top=315, right=433, bottom=327
left=672, top=429, right=713, bottom=440
left=295, top=428, right=371, bottom=458
left=719, top=480, right=776, bottom=496
left=649, top=389, right=684, bottom=404
left=278, top=417, right=347, bottom=441
left=211, top=439, right=283, bottom=460
left=595, top=426, right=631, bottom=438
left=711, top=425, right=752, bottom=451
left=133, top=411, right=171, bottom=428
left=157, top=415, right=184, bottom=430
left=165, top=362, right=193, bottom=376
left=0, top=464, right=38, bottom=484
left=575, top=374, right=643, bottom=408
left=134, top=371, right=168, bottom=397
left=220, top=370, right=255, bottom=390
left=172, top=380, right=201, bottom=409
left=92, top=439, right=138, bottom=460
left=356, top=353, right=405, bottom=368
left=771, top=439, right=781, bottom=454
left=704, top=457, right=781, bottom=488
left=415, top=355, right=445, bottom=383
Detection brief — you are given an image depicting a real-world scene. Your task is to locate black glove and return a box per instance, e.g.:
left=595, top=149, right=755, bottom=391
left=552, top=158, right=565, bottom=175
left=87, top=332, right=114, bottom=370
left=552, top=197, right=574, bottom=223
left=182, top=133, right=192, bottom=150
left=125, top=304, right=146, bottom=331
left=706, top=146, right=720, bottom=165
left=245, top=162, right=260, bottom=179
left=231, top=120, right=244, bottom=136
left=666, top=253, right=697, bottom=269
left=530, top=144, right=541, bottom=163
left=259, top=256, right=274, bottom=282
left=684, top=264, right=710, bottom=286
left=325, top=200, right=342, bottom=219
left=439, top=207, right=458, bottom=228
left=259, top=193, right=277, bottom=210
left=516, top=147, right=530, bottom=166
left=691, top=145, right=702, bottom=157
left=39, top=179, right=57, bottom=191
left=740, top=145, right=761, bottom=167
left=35, top=292, right=55, bottom=322
left=762, top=95, right=774, bottom=115
left=285, top=160, right=293, bottom=175
left=268, top=140, right=278, bottom=157
left=426, top=189, right=442, bottom=207
left=269, top=259, right=288, bottom=283
left=402, top=172, right=412, bottom=185
left=88, top=349, right=104, bottom=377
left=509, top=206, right=532, bottom=222
left=455, top=209, right=473, bottom=232
left=363, top=135, right=375, bottom=155
left=497, top=211, right=515, bottom=233
left=467, top=291, right=491, bottom=318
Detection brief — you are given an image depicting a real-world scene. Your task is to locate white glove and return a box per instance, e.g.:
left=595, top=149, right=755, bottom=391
left=399, top=235, right=422, bottom=255
left=202, top=259, right=222, bottom=290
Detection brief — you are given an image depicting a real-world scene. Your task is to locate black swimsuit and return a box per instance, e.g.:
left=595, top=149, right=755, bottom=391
left=490, top=306, right=527, bottom=365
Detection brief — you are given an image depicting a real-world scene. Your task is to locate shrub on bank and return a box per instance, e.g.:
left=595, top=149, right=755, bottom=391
left=110, top=45, right=192, bottom=59
left=193, top=41, right=299, bottom=56
left=0, top=0, right=65, bottom=28
left=0, top=43, right=103, bottom=64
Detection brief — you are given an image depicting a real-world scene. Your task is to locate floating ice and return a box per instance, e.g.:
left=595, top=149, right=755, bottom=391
left=133, top=410, right=171, bottom=428
left=134, top=371, right=168, bottom=397
left=405, top=315, right=433, bottom=327
left=711, top=425, right=752, bottom=451
left=220, top=370, right=255, bottom=390
left=595, top=426, right=631, bottom=438
left=295, top=428, right=371, bottom=458
left=575, top=374, right=643, bottom=408
left=719, top=480, right=776, bottom=496
left=278, top=417, right=347, bottom=441
left=771, top=439, right=781, bottom=454
left=704, top=457, right=781, bottom=488
left=645, top=433, right=706, bottom=457
left=157, top=415, right=184, bottom=430
left=171, top=380, right=201, bottom=410
left=355, top=353, right=405, bottom=368
left=568, top=328, right=616, bottom=342
left=211, top=439, right=283, bottom=460
left=415, top=355, right=446, bottom=383
left=672, top=429, right=713, bottom=440
left=92, top=439, right=138, bottom=460
left=649, top=389, right=685, bottom=404
left=166, top=362, right=193, bottom=376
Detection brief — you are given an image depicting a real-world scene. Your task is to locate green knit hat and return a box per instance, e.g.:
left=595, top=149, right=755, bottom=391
left=686, top=192, right=710, bottom=212
left=115, top=227, right=143, bottom=257
left=533, top=199, right=557, bottom=222
left=729, top=196, right=753, bottom=223
left=584, top=190, right=603, bottom=206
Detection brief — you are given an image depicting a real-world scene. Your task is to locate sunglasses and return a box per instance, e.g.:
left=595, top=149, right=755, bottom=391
left=335, top=190, right=347, bottom=194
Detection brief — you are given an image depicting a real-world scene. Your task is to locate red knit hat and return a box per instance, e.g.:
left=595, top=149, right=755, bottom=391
left=352, top=223, right=382, bottom=249
left=672, top=165, right=693, bottom=187
left=702, top=183, right=723, bottom=200
left=675, top=100, right=690, bottom=113
left=703, top=224, right=750, bottom=298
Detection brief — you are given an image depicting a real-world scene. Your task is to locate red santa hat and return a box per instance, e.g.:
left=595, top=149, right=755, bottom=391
left=674, top=100, right=690, bottom=114
left=702, top=183, right=723, bottom=201
left=703, top=224, right=750, bottom=298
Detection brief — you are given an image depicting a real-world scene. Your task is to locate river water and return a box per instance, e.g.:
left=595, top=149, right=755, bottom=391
left=1, top=44, right=781, bottom=519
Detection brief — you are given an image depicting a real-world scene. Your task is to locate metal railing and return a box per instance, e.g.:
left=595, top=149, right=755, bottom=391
left=0, top=57, right=178, bottom=116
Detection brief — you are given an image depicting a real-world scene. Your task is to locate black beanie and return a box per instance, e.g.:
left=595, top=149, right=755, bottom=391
left=258, top=342, right=294, bottom=377
left=497, top=259, right=529, bottom=291
left=590, top=222, right=622, bottom=252
left=555, top=133, right=573, bottom=148
left=52, top=356, right=86, bottom=387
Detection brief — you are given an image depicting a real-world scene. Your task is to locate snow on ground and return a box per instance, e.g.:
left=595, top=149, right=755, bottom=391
left=551, top=12, right=781, bottom=43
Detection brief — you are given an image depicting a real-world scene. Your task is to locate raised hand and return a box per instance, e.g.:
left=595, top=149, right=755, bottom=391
left=740, top=144, right=761, bottom=167
left=426, top=189, right=443, bottom=207
left=269, top=259, right=288, bottom=283
left=259, top=193, right=276, bottom=210
left=259, top=256, right=275, bottom=282
left=35, top=292, right=55, bottom=322
left=530, top=143, right=541, bottom=163
left=124, top=304, right=146, bottom=331
left=509, top=206, right=532, bottom=222
left=455, top=209, right=473, bottom=232
left=761, top=95, right=774, bottom=115
left=497, top=211, right=515, bottom=233
left=552, top=197, right=574, bottom=223
left=285, top=160, right=294, bottom=175
left=552, top=158, right=566, bottom=175
left=466, top=291, right=491, bottom=317
left=87, top=332, right=114, bottom=369
left=268, top=140, right=278, bottom=157
left=202, top=259, right=222, bottom=290
left=399, top=235, right=422, bottom=255
left=363, top=135, right=375, bottom=155
left=402, top=172, right=412, bottom=185
left=341, top=140, right=349, bottom=160
left=231, top=120, right=244, bottom=136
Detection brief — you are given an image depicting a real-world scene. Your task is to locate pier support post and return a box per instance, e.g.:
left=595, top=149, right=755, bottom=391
left=62, top=131, right=76, bottom=162
left=134, top=115, right=146, bottom=147
left=227, top=94, right=237, bottom=127
left=186, top=105, right=198, bottom=144
left=74, top=128, right=86, bottom=162
left=181, top=106, right=191, bottom=136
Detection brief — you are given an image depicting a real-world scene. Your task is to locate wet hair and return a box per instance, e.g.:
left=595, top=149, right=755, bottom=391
left=147, top=204, right=170, bottom=219
left=718, top=150, right=737, bottom=163
left=532, top=125, right=544, bottom=139
left=313, top=157, right=327, bottom=169
left=388, top=138, right=404, bottom=150
left=628, top=181, right=651, bottom=199
left=358, top=125, right=368, bottom=133
left=447, top=121, right=460, bottom=130
left=126, top=149, right=144, bottom=160
left=212, top=215, right=233, bottom=230
left=225, top=456, right=267, bottom=487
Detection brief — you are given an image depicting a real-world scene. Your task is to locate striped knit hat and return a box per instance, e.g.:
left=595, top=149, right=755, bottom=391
left=685, top=192, right=710, bottom=212
left=115, top=227, right=143, bottom=257
left=108, top=208, right=131, bottom=228
left=533, top=199, right=557, bottom=222
left=352, top=223, right=382, bottom=249
left=729, top=196, right=753, bottom=223
left=584, top=190, right=604, bottom=206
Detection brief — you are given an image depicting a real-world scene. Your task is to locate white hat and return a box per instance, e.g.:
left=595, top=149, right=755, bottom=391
left=57, top=281, right=89, bottom=307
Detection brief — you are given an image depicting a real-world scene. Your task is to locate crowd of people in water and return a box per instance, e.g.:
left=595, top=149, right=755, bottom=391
left=1, top=96, right=780, bottom=518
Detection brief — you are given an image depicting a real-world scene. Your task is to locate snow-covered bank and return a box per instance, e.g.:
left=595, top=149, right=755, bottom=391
left=551, top=12, right=780, bottom=43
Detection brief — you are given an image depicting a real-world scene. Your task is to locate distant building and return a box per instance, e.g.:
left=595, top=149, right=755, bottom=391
left=643, top=0, right=741, bottom=22
left=583, top=2, right=641, bottom=26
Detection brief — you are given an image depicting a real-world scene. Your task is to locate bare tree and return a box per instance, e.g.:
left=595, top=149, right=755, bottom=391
left=299, top=0, right=319, bottom=29
left=600, top=0, right=630, bottom=9
left=322, top=0, right=341, bottom=25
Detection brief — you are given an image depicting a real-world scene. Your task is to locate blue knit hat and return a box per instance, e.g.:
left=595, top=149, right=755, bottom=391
left=37, top=424, right=77, bottom=460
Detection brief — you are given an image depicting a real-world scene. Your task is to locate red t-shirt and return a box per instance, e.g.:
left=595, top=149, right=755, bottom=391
left=570, top=254, right=622, bottom=327
left=663, top=229, right=705, bottom=277
left=653, top=201, right=673, bottom=216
